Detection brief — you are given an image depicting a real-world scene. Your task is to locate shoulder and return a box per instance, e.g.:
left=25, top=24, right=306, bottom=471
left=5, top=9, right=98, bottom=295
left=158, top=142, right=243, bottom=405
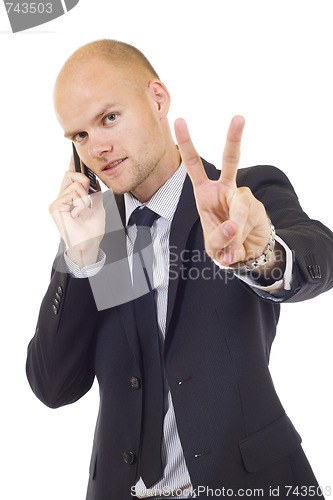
left=201, top=158, right=297, bottom=195
left=236, top=165, right=295, bottom=189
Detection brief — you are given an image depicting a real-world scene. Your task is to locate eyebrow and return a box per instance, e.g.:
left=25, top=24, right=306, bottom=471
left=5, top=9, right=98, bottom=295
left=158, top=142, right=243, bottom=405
left=64, top=103, right=119, bottom=138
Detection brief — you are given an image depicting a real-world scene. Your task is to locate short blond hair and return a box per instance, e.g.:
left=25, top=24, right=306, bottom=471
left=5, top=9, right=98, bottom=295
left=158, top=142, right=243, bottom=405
left=59, top=39, right=159, bottom=81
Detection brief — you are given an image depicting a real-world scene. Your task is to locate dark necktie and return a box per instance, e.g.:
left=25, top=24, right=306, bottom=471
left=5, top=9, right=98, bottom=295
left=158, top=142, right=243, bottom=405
left=128, top=207, right=164, bottom=487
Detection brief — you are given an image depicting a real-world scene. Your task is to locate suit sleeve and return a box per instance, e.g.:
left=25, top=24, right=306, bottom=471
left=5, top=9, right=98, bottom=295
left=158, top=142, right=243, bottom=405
left=26, top=253, right=99, bottom=409
left=238, top=165, right=333, bottom=303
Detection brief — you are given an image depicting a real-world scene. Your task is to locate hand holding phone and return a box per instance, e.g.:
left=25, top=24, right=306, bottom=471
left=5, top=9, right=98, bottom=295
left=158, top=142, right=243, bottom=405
left=72, top=143, right=98, bottom=194
left=49, top=149, right=105, bottom=268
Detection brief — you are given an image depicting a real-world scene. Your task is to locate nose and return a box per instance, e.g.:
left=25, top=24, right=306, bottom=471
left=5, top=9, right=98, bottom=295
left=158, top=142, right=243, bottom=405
left=88, top=131, right=113, bottom=158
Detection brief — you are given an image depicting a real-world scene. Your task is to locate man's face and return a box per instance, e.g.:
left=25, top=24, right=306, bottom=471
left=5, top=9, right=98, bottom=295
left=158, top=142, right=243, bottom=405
left=54, top=58, right=169, bottom=200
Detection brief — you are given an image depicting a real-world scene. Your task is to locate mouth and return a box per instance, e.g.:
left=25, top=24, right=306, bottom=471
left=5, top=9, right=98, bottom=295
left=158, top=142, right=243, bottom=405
left=102, top=157, right=127, bottom=171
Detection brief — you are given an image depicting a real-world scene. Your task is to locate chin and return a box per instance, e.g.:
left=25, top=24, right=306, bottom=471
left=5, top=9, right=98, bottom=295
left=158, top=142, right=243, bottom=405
left=103, top=180, right=133, bottom=195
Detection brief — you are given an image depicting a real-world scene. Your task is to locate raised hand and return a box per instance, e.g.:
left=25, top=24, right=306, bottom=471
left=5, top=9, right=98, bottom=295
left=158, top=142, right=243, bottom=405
left=174, top=116, right=271, bottom=267
left=49, top=155, right=106, bottom=268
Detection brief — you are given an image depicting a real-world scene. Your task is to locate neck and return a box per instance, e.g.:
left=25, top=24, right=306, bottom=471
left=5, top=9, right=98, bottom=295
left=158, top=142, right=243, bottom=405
left=131, top=140, right=182, bottom=203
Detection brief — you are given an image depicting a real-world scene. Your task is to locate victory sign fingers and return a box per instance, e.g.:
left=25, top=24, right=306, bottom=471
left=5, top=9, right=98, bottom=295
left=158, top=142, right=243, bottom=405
left=175, top=116, right=271, bottom=267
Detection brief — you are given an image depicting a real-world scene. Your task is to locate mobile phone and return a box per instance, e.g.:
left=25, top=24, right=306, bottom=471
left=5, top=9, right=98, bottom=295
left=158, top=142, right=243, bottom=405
left=72, top=143, right=98, bottom=194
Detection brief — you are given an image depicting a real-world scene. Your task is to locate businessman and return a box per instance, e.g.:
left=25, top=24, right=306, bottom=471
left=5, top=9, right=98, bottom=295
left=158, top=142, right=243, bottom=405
left=26, top=40, right=333, bottom=499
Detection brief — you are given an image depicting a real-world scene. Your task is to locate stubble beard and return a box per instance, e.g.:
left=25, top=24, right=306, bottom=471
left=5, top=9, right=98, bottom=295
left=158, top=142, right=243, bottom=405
left=104, top=157, right=160, bottom=197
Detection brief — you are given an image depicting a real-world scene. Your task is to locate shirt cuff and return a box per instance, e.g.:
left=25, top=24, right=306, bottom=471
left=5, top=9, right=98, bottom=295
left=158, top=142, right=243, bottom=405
left=213, top=234, right=293, bottom=293
left=64, top=249, right=106, bottom=278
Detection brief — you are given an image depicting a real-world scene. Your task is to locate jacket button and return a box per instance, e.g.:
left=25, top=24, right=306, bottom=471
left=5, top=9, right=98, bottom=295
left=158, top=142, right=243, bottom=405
left=54, top=299, right=60, bottom=308
left=55, top=292, right=62, bottom=302
left=57, top=286, right=63, bottom=297
left=122, top=451, right=136, bottom=464
left=308, top=264, right=321, bottom=279
left=52, top=305, right=58, bottom=315
left=130, top=376, right=141, bottom=390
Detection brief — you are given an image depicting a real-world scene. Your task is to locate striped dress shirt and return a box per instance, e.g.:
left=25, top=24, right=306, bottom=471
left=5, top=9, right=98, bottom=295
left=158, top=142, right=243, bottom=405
left=124, top=163, right=193, bottom=498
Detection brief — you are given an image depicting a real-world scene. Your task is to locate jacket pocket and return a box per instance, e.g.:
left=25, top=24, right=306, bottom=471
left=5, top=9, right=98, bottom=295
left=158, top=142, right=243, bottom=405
left=89, top=442, right=98, bottom=479
left=239, top=414, right=302, bottom=473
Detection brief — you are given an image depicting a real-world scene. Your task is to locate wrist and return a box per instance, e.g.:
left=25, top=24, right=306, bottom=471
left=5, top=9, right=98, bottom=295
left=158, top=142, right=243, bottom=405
left=229, top=221, right=276, bottom=273
left=227, top=222, right=287, bottom=285
left=66, top=242, right=101, bottom=269
left=248, top=241, right=286, bottom=285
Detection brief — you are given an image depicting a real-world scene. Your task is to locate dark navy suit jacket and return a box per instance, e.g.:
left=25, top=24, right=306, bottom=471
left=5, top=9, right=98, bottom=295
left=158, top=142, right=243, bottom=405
left=26, top=161, right=333, bottom=499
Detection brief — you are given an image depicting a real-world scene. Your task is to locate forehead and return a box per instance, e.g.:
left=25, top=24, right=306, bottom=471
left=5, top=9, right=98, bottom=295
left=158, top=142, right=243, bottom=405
left=57, top=58, right=140, bottom=101
left=54, top=58, right=146, bottom=128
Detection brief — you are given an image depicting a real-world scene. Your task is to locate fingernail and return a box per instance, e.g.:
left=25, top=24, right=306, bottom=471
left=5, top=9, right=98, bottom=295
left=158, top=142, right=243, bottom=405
left=222, top=253, right=233, bottom=265
left=222, top=223, right=234, bottom=238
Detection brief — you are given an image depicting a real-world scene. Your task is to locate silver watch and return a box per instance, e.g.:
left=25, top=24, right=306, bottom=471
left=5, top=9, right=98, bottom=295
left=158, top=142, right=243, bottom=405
left=228, top=222, right=276, bottom=273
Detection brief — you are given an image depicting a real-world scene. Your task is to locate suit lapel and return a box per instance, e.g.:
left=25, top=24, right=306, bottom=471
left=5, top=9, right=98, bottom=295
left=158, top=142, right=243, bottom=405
left=165, top=174, right=199, bottom=334
left=114, top=192, right=126, bottom=227
left=165, top=160, right=220, bottom=334
left=94, top=191, right=142, bottom=370
left=113, top=193, right=143, bottom=370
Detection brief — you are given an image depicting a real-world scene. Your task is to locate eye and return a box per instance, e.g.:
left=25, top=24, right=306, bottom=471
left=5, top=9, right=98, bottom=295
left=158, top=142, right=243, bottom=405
left=73, top=131, right=87, bottom=143
left=103, top=113, right=118, bottom=125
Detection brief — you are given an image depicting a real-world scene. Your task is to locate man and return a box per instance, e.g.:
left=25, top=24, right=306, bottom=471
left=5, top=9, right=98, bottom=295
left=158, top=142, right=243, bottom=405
left=26, top=40, right=333, bottom=499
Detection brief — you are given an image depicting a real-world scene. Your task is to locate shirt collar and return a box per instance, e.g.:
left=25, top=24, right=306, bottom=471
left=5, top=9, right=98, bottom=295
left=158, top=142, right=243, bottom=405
left=124, top=162, right=187, bottom=226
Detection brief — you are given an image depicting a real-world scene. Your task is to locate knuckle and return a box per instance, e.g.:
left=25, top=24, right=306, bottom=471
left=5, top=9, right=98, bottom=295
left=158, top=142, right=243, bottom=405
left=223, top=153, right=239, bottom=166
left=64, top=169, right=74, bottom=181
left=72, top=180, right=86, bottom=193
left=48, top=202, right=55, bottom=214
left=257, top=199, right=267, bottom=214
left=238, top=186, right=252, bottom=197
left=81, top=174, right=90, bottom=186
left=186, top=154, right=201, bottom=168
left=49, top=196, right=64, bottom=211
left=233, top=204, right=249, bottom=219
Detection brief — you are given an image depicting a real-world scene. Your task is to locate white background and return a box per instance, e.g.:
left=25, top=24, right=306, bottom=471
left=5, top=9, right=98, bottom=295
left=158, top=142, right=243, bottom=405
left=1, top=0, right=332, bottom=498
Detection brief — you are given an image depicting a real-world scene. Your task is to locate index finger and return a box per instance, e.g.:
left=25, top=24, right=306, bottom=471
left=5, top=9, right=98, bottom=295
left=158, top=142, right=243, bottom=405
left=69, top=153, right=75, bottom=172
left=174, top=118, right=208, bottom=186
left=220, top=115, right=245, bottom=186
left=60, top=169, right=90, bottom=193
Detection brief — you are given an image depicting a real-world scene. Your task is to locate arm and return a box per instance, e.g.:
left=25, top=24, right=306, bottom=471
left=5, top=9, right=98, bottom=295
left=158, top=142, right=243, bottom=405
left=26, top=258, right=99, bottom=408
left=175, top=117, right=333, bottom=302
left=26, top=156, right=105, bottom=408
left=238, top=164, right=333, bottom=302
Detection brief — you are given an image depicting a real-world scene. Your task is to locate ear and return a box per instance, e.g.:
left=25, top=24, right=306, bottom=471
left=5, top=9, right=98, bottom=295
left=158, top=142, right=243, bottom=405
left=147, top=80, right=170, bottom=119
